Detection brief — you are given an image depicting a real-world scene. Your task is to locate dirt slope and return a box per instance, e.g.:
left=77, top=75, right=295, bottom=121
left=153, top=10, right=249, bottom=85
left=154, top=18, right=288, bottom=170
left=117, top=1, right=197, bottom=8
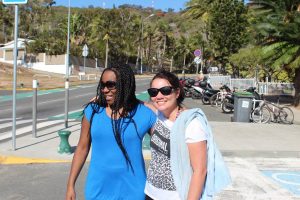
left=0, top=62, right=98, bottom=90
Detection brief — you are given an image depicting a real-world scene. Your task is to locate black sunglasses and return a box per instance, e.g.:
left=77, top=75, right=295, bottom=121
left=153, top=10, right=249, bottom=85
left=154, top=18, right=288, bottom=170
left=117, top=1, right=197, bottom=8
left=100, top=80, right=117, bottom=90
left=147, top=86, right=174, bottom=97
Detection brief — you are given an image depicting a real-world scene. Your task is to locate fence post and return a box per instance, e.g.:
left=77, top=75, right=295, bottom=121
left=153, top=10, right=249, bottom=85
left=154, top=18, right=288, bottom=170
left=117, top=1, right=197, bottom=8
left=266, top=77, right=269, bottom=94
left=32, top=79, right=38, bottom=138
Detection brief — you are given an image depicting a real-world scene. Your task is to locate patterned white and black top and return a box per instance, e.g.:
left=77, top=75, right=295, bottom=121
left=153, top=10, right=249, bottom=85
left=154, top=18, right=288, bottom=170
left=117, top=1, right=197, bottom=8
left=147, top=119, right=176, bottom=190
left=145, top=111, right=207, bottom=200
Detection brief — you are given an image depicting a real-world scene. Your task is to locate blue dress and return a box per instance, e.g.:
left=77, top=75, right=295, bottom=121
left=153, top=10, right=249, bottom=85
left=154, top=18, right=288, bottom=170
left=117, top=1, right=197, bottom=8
left=84, top=103, right=156, bottom=200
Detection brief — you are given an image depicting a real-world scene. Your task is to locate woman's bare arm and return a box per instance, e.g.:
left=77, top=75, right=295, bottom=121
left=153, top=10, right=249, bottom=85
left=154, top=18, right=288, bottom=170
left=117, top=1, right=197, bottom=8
left=187, top=141, right=207, bottom=200
left=65, top=116, right=91, bottom=200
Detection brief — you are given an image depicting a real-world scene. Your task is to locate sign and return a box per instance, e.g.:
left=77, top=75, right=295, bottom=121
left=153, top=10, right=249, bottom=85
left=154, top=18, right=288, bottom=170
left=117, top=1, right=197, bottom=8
left=208, top=67, right=219, bottom=72
left=194, top=56, right=201, bottom=64
left=82, top=44, right=88, bottom=57
left=3, top=0, right=28, bottom=4
left=194, top=49, right=202, bottom=57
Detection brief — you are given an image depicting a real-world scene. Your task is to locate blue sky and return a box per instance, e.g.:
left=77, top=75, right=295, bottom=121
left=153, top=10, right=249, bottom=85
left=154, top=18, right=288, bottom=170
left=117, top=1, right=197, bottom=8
left=54, top=0, right=188, bottom=12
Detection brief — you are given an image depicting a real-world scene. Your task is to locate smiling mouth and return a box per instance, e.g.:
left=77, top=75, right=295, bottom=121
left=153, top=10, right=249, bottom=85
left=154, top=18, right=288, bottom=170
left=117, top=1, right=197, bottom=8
left=156, top=101, right=166, bottom=105
left=105, top=95, right=113, bottom=100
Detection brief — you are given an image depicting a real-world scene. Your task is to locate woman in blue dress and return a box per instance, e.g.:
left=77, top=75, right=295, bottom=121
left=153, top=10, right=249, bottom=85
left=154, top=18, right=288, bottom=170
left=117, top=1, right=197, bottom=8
left=65, top=64, right=156, bottom=200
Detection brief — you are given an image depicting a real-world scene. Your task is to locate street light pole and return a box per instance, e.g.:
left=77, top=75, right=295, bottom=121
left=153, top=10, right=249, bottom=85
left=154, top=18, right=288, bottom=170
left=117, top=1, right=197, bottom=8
left=140, top=14, right=154, bottom=74
left=64, top=0, right=71, bottom=128
left=103, top=34, right=109, bottom=68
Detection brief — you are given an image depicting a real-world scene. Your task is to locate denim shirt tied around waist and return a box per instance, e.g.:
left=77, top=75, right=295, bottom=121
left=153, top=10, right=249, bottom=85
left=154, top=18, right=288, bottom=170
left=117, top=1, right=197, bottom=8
left=170, top=108, right=231, bottom=200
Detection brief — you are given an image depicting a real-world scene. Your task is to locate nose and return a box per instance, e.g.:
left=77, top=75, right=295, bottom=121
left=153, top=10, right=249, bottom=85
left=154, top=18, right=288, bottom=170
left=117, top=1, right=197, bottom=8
left=155, top=91, right=164, bottom=98
left=101, top=86, right=110, bottom=93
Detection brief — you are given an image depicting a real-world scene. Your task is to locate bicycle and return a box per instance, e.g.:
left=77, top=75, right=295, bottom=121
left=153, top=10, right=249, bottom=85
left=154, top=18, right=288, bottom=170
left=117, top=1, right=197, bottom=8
left=251, top=100, right=294, bottom=124
left=210, top=85, right=231, bottom=107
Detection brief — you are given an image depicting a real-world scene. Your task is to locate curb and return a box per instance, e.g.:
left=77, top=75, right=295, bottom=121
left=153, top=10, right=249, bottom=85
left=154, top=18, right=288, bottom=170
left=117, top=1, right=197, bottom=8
left=0, top=155, right=70, bottom=165
left=0, top=151, right=151, bottom=165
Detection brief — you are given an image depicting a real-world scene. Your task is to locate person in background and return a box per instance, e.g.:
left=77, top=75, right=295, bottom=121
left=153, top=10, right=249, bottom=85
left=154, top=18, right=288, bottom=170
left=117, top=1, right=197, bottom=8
left=65, top=64, right=156, bottom=200
left=145, top=70, right=231, bottom=200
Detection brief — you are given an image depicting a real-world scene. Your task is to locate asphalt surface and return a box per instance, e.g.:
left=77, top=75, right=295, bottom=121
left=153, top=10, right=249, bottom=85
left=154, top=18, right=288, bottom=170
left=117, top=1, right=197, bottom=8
left=1, top=84, right=300, bottom=199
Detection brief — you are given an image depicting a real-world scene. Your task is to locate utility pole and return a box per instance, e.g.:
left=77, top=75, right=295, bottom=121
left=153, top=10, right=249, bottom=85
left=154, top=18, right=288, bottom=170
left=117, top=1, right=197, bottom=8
left=3, top=0, right=29, bottom=150
left=103, top=34, right=109, bottom=68
left=64, top=0, right=71, bottom=128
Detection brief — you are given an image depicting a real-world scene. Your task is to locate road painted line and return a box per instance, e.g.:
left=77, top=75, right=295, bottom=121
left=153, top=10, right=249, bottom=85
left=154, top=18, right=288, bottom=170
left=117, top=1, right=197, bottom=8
left=72, top=92, right=95, bottom=99
left=49, top=109, right=84, bottom=120
left=47, top=92, right=150, bottom=120
left=0, top=119, right=32, bottom=129
left=0, top=117, right=23, bottom=122
left=143, top=151, right=151, bottom=160
left=0, top=120, right=65, bottom=141
left=0, top=155, right=70, bottom=164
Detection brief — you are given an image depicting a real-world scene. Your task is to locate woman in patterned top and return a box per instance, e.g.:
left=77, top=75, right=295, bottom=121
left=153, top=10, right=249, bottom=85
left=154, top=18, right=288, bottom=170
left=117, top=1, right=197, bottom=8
left=145, top=70, right=208, bottom=200
left=65, top=64, right=156, bottom=200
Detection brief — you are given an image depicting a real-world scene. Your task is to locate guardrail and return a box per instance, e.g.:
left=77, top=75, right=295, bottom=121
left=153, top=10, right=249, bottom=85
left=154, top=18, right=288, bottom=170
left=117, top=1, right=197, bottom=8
left=207, top=75, right=295, bottom=96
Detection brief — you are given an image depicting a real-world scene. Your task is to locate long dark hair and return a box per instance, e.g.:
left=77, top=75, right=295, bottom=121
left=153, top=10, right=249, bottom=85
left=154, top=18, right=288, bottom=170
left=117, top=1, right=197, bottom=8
left=87, top=64, right=140, bottom=171
left=150, top=70, right=185, bottom=105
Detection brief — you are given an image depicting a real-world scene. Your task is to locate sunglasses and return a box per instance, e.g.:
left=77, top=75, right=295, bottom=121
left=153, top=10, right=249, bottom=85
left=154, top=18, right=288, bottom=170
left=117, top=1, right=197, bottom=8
left=147, top=86, right=174, bottom=97
left=100, top=80, right=117, bottom=90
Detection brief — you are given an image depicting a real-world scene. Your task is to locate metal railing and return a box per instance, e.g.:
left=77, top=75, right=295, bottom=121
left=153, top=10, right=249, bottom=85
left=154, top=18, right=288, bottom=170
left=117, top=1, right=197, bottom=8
left=206, top=75, right=295, bottom=95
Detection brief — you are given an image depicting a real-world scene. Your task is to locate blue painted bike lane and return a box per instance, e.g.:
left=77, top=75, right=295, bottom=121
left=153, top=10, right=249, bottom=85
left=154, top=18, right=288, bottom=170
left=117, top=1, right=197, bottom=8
left=262, top=170, right=300, bottom=196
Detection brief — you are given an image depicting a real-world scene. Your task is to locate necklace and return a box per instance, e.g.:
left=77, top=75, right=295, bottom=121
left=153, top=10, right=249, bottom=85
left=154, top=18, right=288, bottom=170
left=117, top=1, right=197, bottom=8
left=175, top=106, right=182, bottom=119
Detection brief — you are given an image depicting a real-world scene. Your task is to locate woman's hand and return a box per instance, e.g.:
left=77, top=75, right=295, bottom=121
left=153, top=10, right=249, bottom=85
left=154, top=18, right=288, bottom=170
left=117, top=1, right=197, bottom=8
left=90, top=96, right=97, bottom=102
left=65, top=185, right=76, bottom=200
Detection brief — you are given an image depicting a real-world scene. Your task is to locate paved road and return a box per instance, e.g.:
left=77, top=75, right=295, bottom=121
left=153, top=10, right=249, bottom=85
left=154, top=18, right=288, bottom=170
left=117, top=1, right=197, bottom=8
left=0, top=78, right=153, bottom=140
left=1, top=80, right=300, bottom=200
left=0, top=77, right=152, bottom=120
left=0, top=79, right=230, bottom=141
left=1, top=158, right=299, bottom=200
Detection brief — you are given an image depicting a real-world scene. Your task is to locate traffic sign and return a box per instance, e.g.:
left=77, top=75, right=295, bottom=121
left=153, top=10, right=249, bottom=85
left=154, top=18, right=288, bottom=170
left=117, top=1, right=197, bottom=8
left=209, top=67, right=219, bottom=72
left=82, top=51, right=88, bottom=57
left=82, top=44, right=88, bottom=57
left=83, top=44, right=88, bottom=52
left=194, top=56, right=201, bottom=64
left=3, top=0, right=28, bottom=4
left=194, top=49, right=202, bottom=57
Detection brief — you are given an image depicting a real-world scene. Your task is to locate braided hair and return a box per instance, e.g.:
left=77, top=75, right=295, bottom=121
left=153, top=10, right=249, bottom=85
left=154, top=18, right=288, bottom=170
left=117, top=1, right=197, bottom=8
left=87, top=64, right=140, bottom=172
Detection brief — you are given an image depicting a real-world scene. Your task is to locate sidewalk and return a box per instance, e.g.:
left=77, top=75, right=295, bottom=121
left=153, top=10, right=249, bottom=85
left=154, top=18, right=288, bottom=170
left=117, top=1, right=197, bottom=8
left=0, top=116, right=300, bottom=164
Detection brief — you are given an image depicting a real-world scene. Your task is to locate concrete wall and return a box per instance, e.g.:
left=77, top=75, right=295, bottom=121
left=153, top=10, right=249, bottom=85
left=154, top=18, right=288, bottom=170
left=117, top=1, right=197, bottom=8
left=37, top=53, right=44, bottom=62
left=5, top=50, right=13, bottom=60
left=0, top=52, right=101, bottom=75
left=45, top=54, right=65, bottom=65
left=26, top=53, right=44, bottom=63
left=29, top=61, right=71, bottom=74
left=3, top=49, right=25, bottom=60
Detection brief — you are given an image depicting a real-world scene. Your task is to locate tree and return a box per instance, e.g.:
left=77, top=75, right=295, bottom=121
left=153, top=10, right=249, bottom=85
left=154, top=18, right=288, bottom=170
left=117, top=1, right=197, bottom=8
left=207, top=0, right=249, bottom=72
left=184, top=0, right=249, bottom=73
left=249, top=0, right=300, bottom=106
left=0, top=3, right=13, bottom=43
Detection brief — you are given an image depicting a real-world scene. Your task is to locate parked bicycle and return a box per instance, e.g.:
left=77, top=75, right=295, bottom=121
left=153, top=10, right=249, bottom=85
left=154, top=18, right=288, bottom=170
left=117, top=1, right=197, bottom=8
left=251, top=100, right=294, bottom=124
left=210, top=85, right=231, bottom=107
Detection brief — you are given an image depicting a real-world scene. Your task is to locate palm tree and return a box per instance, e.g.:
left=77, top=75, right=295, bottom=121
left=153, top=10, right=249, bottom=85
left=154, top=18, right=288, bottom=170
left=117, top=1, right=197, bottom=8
left=249, top=0, right=300, bottom=105
left=0, top=3, right=12, bottom=43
